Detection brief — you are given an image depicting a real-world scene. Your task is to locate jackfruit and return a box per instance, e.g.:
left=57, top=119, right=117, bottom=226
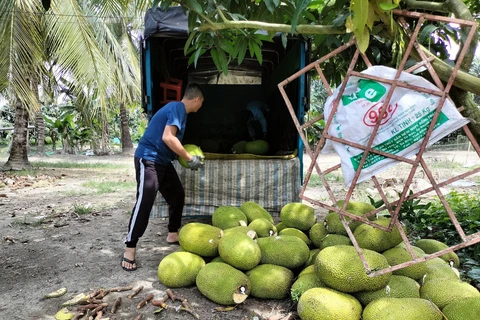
left=298, top=264, right=316, bottom=277
left=353, top=218, right=404, bottom=252
left=420, top=257, right=459, bottom=285
left=178, top=222, right=223, bottom=257
left=218, top=231, right=261, bottom=271
left=157, top=252, right=205, bottom=288
left=420, top=278, right=480, bottom=309
left=248, top=218, right=277, bottom=237
left=297, top=287, right=362, bottom=320
left=245, top=139, right=269, bottom=155
left=275, top=221, right=288, bottom=233
left=382, top=245, right=428, bottom=280
left=324, top=200, right=376, bottom=235
left=415, top=238, right=460, bottom=268
left=240, top=201, right=274, bottom=224
left=354, top=275, right=420, bottom=306
left=280, top=202, right=316, bottom=231
left=246, top=264, right=294, bottom=299
left=309, top=222, right=328, bottom=248
left=304, top=248, right=321, bottom=267
left=196, top=262, right=250, bottom=305
left=212, top=206, right=248, bottom=230
left=178, top=144, right=204, bottom=168
left=279, top=227, right=311, bottom=246
left=223, top=225, right=256, bottom=239
left=315, top=245, right=391, bottom=293
left=290, top=273, right=326, bottom=302
left=232, top=140, right=247, bottom=154
left=362, top=297, right=443, bottom=320
left=442, top=296, right=480, bottom=320
left=257, top=235, right=310, bottom=269
left=318, top=234, right=352, bottom=250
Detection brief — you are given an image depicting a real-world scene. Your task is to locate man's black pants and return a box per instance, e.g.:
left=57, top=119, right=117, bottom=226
left=125, top=158, right=185, bottom=248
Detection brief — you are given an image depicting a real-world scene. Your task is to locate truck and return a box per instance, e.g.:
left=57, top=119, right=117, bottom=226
left=141, top=6, right=311, bottom=217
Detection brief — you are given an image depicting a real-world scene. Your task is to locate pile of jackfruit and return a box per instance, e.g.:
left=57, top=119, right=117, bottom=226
left=157, top=200, right=480, bottom=320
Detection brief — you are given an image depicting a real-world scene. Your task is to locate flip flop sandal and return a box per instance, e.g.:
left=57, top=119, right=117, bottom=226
left=121, top=256, right=137, bottom=271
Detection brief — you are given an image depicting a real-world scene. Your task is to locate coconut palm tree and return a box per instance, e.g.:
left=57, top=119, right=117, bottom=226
left=0, top=0, right=142, bottom=168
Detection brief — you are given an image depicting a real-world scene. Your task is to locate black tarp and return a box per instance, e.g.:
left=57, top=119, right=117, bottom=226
left=144, top=6, right=188, bottom=39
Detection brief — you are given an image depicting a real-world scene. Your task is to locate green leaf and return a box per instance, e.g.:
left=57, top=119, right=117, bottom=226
left=291, top=0, right=311, bottom=34
left=237, top=38, right=247, bottom=65
left=194, top=48, right=203, bottom=68
left=419, top=24, right=439, bottom=45
left=186, top=0, right=203, bottom=14
left=281, top=33, right=288, bottom=49
left=210, top=47, right=221, bottom=72
left=354, top=27, right=370, bottom=53
left=187, top=11, right=198, bottom=32
left=378, top=3, right=399, bottom=11
left=264, top=0, right=276, bottom=13
left=351, top=0, right=369, bottom=34
left=184, top=32, right=197, bottom=56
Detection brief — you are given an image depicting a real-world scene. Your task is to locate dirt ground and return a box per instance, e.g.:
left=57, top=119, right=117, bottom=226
left=0, top=150, right=478, bottom=320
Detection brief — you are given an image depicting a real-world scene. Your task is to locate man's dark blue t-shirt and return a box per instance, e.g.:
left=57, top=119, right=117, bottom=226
left=134, top=102, right=187, bottom=165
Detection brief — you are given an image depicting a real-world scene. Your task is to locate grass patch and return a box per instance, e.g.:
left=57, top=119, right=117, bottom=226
left=30, top=161, right=127, bottom=170
left=11, top=215, right=49, bottom=227
left=73, top=202, right=95, bottom=215
left=307, top=172, right=344, bottom=187
left=82, top=180, right=136, bottom=194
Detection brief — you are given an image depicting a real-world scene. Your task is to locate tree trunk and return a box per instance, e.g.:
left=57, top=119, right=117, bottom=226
left=35, top=111, right=45, bottom=156
left=119, top=103, right=134, bottom=155
left=450, top=87, right=480, bottom=143
left=3, top=101, right=31, bottom=170
left=31, top=78, right=45, bottom=156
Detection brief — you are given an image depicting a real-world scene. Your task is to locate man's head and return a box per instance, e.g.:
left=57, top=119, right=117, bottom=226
left=183, top=83, right=205, bottom=113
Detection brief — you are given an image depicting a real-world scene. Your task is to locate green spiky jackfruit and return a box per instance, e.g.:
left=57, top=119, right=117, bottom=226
left=324, top=200, right=376, bottom=235
left=246, top=264, right=294, bottom=299
left=354, top=275, right=420, bottom=306
left=362, top=298, right=443, bottom=320
left=420, top=279, right=480, bottom=309
left=240, top=201, right=274, bottom=224
left=212, top=206, right=248, bottom=230
left=420, top=257, right=459, bottom=285
left=442, top=296, right=480, bottom=320
left=178, top=222, right=223, bottom=257
left=309, top=222, right=328, bottom=248
left=257, top=235, right=310, bottom=269
left=298, top=265, right=316, bottom=278
left=178, top=144, right=204, bottom=168
left=245, top=140, right=269, bottom=155
left=353, top=218, right=404, bottom=252
left=318, top=234, right=352, bottom=250
left=279, top=227, right=311, bottom=246
left=297, top=287, right=362, bottom=320
left=290, top=273, right=326, bottom=302
left=280, top=202, right=316, bottom=231
left=223, top=225, right=256, bottom=239
left=232, top=140, right=247, bottom=154
left=157, top=252, right=205, bottom=288
left=304, top=248, right=321, bottom=267
left=275, top=221, right=288, bottom=233
left=196, top=262, right=250, bottom=305
left=218, top=232, right=261, bottom=271
left=315, top=245, right=391, bottom=293
left=248, top=218, right=277, bottom=237
left=382, top=245, right=427, bottom=280
left=415, top=238, right=460, bottom=268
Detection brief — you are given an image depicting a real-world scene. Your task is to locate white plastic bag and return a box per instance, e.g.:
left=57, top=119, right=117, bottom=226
left=321, top=66, right=469, bottom=186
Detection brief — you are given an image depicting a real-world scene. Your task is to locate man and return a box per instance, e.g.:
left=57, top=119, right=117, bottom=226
left=246, top=100, right=269, bottom=140
left=121, top=83, right=205, bottom=271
